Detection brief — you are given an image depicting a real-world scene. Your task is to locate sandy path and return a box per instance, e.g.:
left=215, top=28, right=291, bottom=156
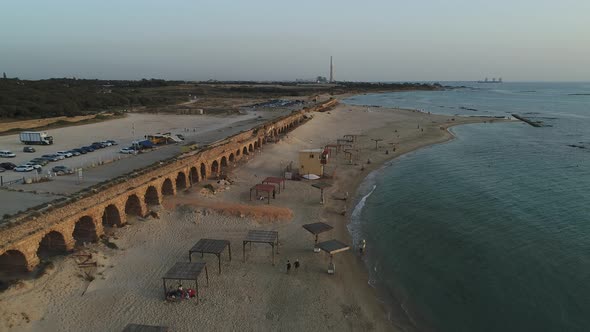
left=0, top=103, right=508, bottom=331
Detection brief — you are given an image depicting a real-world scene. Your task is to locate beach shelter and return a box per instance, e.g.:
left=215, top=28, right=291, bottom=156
left=311, top=182, right=332, bottom=204
left=162, top=262, right=208, bottom=302
left=316, top=239, right=350, bottom=274
left=249, top=184, right=275, bottom=204
left=189, top=239, right=232, bottom=274
left=302, top=222, right=334, bottom=252
left=262, top=177, right=286, bottom=193
left=242, top=230, right=279, bottom=265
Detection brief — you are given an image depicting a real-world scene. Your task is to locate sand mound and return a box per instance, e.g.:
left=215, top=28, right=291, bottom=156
left=163, top=196, right=293, bottom=223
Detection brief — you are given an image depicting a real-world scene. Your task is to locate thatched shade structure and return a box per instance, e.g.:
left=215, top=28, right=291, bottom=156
left=262, top=177, right=286, bottom=193
left=242, top=230, right=279, bottom=265
left=162, top=262, right=208, bottom=302
left=189, top=239, right=231, bottom=274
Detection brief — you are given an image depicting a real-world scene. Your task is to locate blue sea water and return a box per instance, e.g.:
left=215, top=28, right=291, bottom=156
left=344, top=83, right=590, bottom=332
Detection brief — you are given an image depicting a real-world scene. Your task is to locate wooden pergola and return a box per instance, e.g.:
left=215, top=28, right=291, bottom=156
left=311, top=182, right=332, bottom=204
left=123, top=324, right=169, bottom=332
left=262, top=176, right=286, bottom=193
left=249, top=184, right=275, bottom=204
left=242, top=230, right=279, bottom=265
left=325, top=143, right=340, bottom=155
left=189, top=239, right=232, bottom=274
left=162, top=262, right=208, bottom=302
left=302, top=222, right=333, bottom=251
left=316, top=239, right=350, bottom=274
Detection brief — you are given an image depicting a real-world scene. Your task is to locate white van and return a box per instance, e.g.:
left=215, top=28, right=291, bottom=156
left=0, top=150, right=16, bottom=158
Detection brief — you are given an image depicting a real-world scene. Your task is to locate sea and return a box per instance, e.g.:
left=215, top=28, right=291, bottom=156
left=343, top=82, right=590, bottom=332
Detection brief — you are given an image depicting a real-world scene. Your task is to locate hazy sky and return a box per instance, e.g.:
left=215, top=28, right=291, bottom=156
left=1, top=0, right=589, bottom=81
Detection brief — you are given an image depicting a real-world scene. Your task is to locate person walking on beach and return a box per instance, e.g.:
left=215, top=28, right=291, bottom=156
left=359, top=239, right=366, bottom=256
left=286, top=260, right=291, bottom=274
left=294, top=259, right=300, bottom=272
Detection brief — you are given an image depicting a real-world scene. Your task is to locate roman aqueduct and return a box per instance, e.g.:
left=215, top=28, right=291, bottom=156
left=0, top=100, right=338, bottom=274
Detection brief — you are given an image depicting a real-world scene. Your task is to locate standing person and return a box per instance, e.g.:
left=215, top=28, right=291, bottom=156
left=286, top=260, right=291, bottom=274
left=294, top=259, right=300, bottom=272
left=359, top=239, right=366, bottom=256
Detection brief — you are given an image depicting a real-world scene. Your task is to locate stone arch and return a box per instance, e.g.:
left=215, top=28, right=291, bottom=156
left=200, top=163, right=207, bottom=179
left=189, top=166, right=199, bottom=185
left=102, top=204, right=122, bottom=227
left=248, top=143, right=254, bottom=152
left=273, top=129, right=278, bottom=136
left=243, top=146, right=249, bottom=155
left=125, top=194, right=142, bottom=217
left=220, top=156, right=228, bottom=170
left=162, top=178, right=174, bottom=196
left=72, top=216, right=98, bottom=246
left=236, top=149, right=241, bottom=157
left=211, top=160, right=219, bottom=176
left=145, top=185, right=160, bottom=206
left=37, top=231, right=67, bottom=259
left=254, top=141, right=259, bottom=149
left=176, top=172, right=187, bottom=190
left=258, top=137, right=263, bottom=147
left=229, top=153, right=235, bottom=163
left=0, top=250, right=28, bottom=273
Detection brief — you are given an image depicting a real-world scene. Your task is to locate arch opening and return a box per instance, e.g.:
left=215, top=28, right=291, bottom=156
left=176, top=172, right=187, bottom=190
left=229, top=153, right=235, bottom=163
left=102, top=204, right=122, bottom=227
left=243, top=147, right=248, bottom=155
left=200, top=163, right=207, bottom=179
left=0, top=250, right=28, bottom=275
left=236, top=149, right=241, bottom=157
left=220, top=156, right=228, bottom=170
left=162, top=178, right=174, bottom=196
left=145, top=185, right=159, bottom=206
left=125, top=194, right=142, bottom=217
left=73, top=216, right=97, bottom=246
left=211, top=160, right=219, bottom=176
left=248, top=144, right=253, bottom=152
left=37, top=231, right=67, bottom=259
left=189, top=167, right=199, bottom=185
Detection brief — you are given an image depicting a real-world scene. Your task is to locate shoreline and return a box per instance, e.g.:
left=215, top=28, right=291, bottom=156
left=0, top=100, right=511, bottom=331
left=329, top=100, right=514, bottom=331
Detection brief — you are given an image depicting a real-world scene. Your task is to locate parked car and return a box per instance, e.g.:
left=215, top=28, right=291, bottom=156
left=0, top=150, right=16, bottom=158
left=0, top=162, right=16, bottom=170
left=106, top=140, right=118, bottom=146
left=23, top=146, right=36, bottom=153
left=0, top=167, right=5, bottom=172
left=56, top=151, right=73, bottom=158
left=14, top=165, right=34, bottom=172
left=67, top=150, right=81, bottom=156
left=73, top=148, right=87, bottom=154
left=30, top=158, right=49, bottom=166
left=119, top=147, right=136, bottom=154
left=41, top=154, right=60, bottom=162
left=24, top=162, right=42, bottom=170
left=81, top=146, right=95, bottom=152
left=101, top=141, right=112, bottom=147
left=52, top=165, right=74, bottom=175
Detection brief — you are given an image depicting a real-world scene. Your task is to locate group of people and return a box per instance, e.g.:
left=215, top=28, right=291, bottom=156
left=166, top=285, right=196, bottom=300
left=285, top=259, right=300, bottom=273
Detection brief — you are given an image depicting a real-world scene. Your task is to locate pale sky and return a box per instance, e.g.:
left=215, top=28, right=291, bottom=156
left=1, top=0, right=589, bottom=81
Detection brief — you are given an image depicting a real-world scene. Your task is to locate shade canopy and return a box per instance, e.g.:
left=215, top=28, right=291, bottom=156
left=189, top=239, right=232, bottom=274
left=302, top=222, right=333, bottom=236
left=316, top=240, right=350, bottom=255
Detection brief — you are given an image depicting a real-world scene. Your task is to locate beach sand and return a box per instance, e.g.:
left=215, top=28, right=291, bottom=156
left=0, top=102, right=506, bottom=331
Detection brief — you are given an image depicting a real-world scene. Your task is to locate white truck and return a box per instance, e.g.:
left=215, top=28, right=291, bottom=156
left=19, top=131, right=54, bottom=145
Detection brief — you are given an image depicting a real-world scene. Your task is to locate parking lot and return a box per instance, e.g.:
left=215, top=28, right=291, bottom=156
left=0, top=110, right=289, bottom=215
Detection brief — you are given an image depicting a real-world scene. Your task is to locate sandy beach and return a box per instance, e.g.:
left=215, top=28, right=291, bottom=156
left=0, top=101, right=507, bottom=331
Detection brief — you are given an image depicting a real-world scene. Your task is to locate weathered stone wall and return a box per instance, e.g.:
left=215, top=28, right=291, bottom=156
left=0, top=100, right=337, bottom=271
